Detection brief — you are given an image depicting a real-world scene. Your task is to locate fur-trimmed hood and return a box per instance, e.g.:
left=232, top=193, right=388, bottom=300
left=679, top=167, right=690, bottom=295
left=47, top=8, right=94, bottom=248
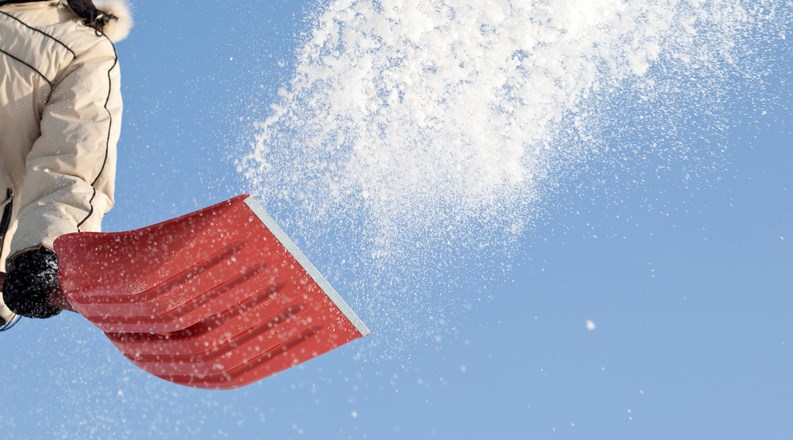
left=92, top=0, right=133, bottom=42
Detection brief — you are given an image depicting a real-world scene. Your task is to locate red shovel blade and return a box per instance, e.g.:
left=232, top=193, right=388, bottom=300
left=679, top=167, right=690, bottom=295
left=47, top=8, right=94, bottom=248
left=53, top=195, right=369, bottom=389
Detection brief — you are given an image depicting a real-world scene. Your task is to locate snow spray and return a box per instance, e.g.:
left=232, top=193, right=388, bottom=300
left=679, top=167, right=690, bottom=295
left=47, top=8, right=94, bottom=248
left=239, top=0, right=791, bottom=354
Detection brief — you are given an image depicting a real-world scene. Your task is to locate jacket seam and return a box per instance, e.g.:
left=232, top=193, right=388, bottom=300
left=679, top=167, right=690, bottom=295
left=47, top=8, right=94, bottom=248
left=77, top=36, right=117, bottom=229
left=76, top=189, right=96, bottom=230
left=0, top=10, right=76, bottom=58
left=0, top=188, right=14, bottom=258
left=92, top=41, right=117, bottom=187
left=0, top=47, right=52, bottom=86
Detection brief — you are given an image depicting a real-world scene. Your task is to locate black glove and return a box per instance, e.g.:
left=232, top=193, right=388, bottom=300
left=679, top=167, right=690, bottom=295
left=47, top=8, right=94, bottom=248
left=2, top=248, right=62, bottom=319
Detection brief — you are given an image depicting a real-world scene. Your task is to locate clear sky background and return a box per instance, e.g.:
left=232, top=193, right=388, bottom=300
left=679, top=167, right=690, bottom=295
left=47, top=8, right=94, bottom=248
left=2, top=1, right=792, bottom=439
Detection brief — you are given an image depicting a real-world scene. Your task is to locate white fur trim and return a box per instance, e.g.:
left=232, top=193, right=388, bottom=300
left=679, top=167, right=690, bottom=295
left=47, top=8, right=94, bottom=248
left=93, top=0, right=133, bottom=42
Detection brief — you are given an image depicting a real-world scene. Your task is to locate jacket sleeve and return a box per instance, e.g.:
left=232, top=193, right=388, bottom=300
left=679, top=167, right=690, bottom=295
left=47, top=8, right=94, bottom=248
left=9, top=38, right=121, bottom=256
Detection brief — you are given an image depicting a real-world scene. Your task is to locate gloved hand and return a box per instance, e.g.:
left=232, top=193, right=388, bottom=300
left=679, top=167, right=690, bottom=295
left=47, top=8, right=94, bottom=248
left=2, top=248, right=62, bottom=319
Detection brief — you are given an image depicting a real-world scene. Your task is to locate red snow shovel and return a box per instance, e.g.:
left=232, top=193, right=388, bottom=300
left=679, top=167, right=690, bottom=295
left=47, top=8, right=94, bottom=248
left=35, top=194, right=368, bottom=389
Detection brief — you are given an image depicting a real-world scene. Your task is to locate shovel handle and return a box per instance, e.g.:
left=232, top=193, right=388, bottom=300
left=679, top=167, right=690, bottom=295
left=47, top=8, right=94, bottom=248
left=0, top=271, right=76, bottom=313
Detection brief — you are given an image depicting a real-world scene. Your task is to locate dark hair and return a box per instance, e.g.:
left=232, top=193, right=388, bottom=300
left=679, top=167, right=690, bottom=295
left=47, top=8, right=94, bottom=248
left=67, top=0, right=117, bottom=32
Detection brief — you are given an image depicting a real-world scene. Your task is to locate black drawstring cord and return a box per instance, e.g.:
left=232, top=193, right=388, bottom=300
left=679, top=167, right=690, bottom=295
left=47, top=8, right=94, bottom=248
left=92, top=11, right=118, bottom=28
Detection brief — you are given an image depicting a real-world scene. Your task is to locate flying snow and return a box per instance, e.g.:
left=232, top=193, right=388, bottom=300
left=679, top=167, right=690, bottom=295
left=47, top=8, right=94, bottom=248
left=239, top=0, right=791, bottom=352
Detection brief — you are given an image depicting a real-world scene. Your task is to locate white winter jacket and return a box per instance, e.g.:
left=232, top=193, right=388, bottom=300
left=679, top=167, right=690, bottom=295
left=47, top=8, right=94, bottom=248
left=0, top=0, right=132, bottom=322
left=0, top=0, right=131, bottom=263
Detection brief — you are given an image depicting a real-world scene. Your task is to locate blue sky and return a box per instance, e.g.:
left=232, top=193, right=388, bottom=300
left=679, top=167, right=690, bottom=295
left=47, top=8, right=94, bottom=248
left=2, top=1, right=792, bottom=439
